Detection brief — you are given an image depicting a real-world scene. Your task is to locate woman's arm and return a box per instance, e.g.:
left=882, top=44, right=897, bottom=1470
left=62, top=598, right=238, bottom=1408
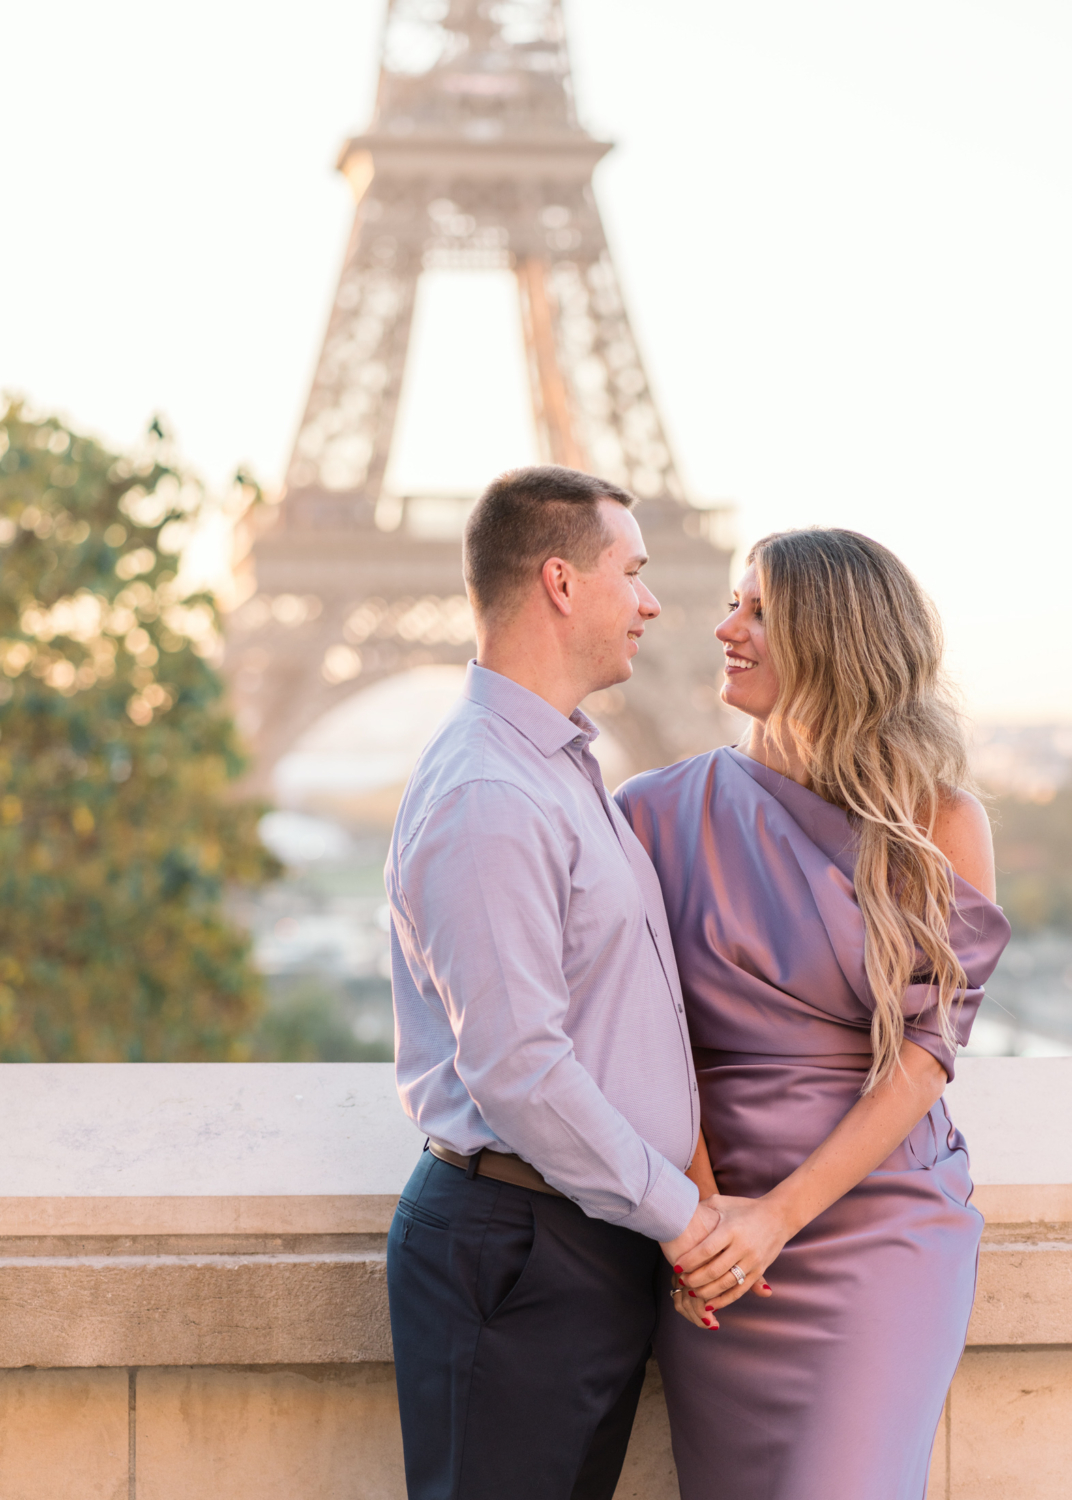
left=674, top=795, right=995, bottom=1319
left=675, top=1039, right=946, bottom=1312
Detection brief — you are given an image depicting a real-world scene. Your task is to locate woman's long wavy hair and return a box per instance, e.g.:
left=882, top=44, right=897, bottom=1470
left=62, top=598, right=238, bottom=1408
left=748, top=528, right=971, bottom=1090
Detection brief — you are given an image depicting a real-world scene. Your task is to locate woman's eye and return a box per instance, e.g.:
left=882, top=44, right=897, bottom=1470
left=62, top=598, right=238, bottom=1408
left=726, top=601, right=739, bottom=612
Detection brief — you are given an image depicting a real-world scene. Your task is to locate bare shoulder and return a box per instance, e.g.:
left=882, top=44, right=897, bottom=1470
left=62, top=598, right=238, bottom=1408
left=931, top=789, right=996, bottom=901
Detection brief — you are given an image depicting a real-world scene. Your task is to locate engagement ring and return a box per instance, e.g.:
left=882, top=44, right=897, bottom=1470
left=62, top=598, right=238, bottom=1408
left=729, top=1264, right=745, bottom=1286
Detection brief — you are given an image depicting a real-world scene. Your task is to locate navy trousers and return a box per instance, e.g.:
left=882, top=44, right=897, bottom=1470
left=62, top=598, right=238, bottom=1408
left=387, top=1149, right=663, bottom=1500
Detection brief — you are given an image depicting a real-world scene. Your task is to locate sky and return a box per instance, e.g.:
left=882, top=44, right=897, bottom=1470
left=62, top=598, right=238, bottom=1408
left=3, top=0, right=1071, bottom=722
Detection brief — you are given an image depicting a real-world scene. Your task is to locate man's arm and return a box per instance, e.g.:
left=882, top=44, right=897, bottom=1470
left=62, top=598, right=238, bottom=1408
left=392, top=778, right=699, bottom=1242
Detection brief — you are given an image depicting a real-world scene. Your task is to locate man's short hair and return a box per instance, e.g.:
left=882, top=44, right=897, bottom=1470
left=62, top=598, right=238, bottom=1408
left=463, top=465, right=636, bottom=617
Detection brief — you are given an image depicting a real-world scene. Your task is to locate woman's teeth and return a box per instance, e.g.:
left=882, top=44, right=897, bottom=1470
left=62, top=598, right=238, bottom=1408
left=727, top=656, right=756, bottom=670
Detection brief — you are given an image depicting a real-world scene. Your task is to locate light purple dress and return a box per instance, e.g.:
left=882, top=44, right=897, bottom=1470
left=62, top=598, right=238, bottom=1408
left=616, top=747, right=1011, bottom=1500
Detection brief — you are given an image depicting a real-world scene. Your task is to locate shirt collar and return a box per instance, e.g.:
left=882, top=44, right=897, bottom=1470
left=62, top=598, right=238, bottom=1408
left=463, top=661, right=600, bottom=759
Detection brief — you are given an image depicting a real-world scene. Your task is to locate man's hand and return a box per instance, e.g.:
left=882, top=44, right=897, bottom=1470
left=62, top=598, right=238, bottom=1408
left=660, top=1198, right=723, bottom=1273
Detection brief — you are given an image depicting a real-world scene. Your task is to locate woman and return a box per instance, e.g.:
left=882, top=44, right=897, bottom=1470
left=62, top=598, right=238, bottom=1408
left=615, top=529, right=1009, bottom=1500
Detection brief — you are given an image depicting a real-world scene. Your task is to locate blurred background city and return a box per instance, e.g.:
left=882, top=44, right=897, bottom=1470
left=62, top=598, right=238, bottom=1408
left=1, top=1, right=1070, bottom=1063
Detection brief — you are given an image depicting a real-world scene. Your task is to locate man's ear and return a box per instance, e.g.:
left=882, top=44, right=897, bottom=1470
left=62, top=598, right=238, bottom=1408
left=540, top=556, right=575, bottom=618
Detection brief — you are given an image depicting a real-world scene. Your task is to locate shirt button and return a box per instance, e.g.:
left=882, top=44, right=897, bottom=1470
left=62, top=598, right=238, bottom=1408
left=571, top=737, right=584, bottom=748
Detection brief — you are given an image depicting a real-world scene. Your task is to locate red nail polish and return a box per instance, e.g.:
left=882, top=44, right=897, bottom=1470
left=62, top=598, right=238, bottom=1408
left=705, top=1305, right=714, bottom=1312
left=702, top=1317, right=711, bottom=1326
left=673, top=1266, right=683, bottom=1274
left=762, top=1283, right=771, bottom=1291
left=688, top=1290, right=696, bottom=1298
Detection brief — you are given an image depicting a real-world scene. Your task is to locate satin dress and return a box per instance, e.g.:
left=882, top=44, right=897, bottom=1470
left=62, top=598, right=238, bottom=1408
left=616, top=748, right=1010, bottom=1500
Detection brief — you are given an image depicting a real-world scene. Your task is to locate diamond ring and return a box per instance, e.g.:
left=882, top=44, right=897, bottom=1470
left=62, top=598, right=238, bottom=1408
left=729, top=1264, right=745, bottom=1286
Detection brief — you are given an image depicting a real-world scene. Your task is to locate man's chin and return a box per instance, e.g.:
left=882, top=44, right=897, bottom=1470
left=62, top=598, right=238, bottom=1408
left=589, top=663, right=632, bottom=695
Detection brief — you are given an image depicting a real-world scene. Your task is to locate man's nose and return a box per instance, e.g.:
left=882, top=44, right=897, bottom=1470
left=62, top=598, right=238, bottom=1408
left=637, top=581, right=660, bottom=618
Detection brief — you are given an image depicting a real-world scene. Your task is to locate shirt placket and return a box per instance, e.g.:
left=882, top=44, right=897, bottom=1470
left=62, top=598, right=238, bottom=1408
left=568, top=736, right=699, bottom=1129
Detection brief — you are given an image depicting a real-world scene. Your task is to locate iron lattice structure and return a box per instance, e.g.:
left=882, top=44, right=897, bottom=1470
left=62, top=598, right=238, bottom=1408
left=229, top=0, right=735, bottom=794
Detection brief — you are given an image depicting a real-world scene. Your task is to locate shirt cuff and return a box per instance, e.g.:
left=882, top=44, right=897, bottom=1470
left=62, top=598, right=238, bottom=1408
left=614, top=1157, right=699, bottom=1243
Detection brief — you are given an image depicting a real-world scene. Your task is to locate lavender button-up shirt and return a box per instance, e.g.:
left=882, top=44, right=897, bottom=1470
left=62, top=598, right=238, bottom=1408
left=386, top=662, right=700, bottom=1242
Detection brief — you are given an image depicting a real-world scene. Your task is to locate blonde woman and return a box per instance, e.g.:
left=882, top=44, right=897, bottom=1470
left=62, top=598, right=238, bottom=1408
left=615, top=529, right=1010, bottom=1500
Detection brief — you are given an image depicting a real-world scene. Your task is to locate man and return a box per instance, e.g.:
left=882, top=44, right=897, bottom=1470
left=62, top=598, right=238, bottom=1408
left=386, top=466, right=722, bottom=1500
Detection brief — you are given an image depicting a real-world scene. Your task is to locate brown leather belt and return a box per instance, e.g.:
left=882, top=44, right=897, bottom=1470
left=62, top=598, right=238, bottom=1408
left=428, top=1140, right=566, bottom=1198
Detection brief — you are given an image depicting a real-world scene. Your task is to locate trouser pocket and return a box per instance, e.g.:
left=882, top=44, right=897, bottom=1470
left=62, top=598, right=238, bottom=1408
left=397, top=1197, right=450, bottom=1231
left=475, top=1185, right=536, bottom=1323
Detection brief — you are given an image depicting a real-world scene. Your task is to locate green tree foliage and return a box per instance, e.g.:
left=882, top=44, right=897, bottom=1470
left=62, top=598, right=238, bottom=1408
left=991, top=787, right=1072, bottom=933
left=0, top=400, right=279, bottom=1059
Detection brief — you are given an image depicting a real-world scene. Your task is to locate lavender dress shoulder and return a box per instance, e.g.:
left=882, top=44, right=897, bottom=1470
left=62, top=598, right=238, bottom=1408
left=616, top=747, right=1010, bottom=1500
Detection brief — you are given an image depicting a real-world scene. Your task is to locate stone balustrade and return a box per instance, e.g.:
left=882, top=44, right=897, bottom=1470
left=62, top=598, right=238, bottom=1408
left=0, top=1058, right=1067, bottom=1498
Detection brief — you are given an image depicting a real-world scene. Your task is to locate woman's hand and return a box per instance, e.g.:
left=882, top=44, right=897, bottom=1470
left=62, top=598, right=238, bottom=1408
left=670, top=1264, right=776, bottom=1330
left=671, top=1130, right=777, bottom=1327
left=673, top=1194, right=788, bottom=1316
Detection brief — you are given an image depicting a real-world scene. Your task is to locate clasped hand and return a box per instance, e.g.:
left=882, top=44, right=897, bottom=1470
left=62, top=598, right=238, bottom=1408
left=664, top=1193, right=791, bottom=1331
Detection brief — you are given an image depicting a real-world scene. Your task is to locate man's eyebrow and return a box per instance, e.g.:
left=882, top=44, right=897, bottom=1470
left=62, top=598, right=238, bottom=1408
left=627, top=552, right=649, bottom=568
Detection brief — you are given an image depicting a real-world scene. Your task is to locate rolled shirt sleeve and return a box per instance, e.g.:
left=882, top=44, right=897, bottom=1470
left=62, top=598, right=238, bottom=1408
left=391, top=778, right=699, bottom=1242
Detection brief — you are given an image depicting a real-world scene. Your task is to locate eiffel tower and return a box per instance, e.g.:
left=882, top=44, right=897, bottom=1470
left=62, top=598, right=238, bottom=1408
left=228, top=0, right=735, bottom=801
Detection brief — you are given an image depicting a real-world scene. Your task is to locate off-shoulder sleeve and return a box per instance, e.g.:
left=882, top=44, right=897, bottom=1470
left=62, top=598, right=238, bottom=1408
left=902, top=879, right=1011, bottom=1079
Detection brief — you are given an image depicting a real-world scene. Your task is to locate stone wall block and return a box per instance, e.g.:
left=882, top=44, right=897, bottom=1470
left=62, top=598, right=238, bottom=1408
left=969, top=1245, right=1072, bottom=1344
left=135, top=1365, right=405, bottom=1500
left=0, top=1256, right=392, bottom=1368
left=948, top=1348, right=1072, bottom=1500
left=0, top=1368, right=128, bottom=1499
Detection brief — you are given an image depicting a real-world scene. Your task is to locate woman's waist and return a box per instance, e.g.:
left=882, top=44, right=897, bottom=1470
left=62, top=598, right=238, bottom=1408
left=693, top=1047, right=871, bottom=1074
left=696, top=1062, right=964, bottom=1186
left=695, top=1052, right=869, bottom=1163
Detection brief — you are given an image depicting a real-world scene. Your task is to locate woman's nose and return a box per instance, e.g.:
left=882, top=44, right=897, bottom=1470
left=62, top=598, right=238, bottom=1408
left=715, top=614, right=743, bottom=642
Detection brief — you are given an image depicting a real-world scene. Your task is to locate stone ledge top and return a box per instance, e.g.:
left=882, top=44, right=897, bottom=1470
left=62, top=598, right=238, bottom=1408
left=0, top=1057, right=1066, bottom=1210
left=0, top=1062, right=425, bottom=1197
left=944, top=1058, right=1072, bottom=1185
